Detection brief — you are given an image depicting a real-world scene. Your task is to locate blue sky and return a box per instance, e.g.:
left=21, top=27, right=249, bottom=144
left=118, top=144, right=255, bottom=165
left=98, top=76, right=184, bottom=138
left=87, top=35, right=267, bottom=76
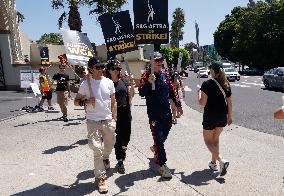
left=16, top=0, right=249, bottom=46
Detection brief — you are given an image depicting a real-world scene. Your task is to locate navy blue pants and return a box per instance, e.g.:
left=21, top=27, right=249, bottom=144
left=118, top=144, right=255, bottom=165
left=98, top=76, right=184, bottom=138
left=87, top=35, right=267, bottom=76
left=149, top=115, right=172, bottom=166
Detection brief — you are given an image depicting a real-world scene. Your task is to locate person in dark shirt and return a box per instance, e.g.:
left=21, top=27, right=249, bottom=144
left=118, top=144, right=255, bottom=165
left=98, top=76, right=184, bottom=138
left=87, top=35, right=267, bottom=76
left=52, top=65, right=71, bottom=122
left=105, top=59, right=134, bottom=174
left=198, top=61, right=233, bottom=176
left=139, top=52, right=183, bottom=179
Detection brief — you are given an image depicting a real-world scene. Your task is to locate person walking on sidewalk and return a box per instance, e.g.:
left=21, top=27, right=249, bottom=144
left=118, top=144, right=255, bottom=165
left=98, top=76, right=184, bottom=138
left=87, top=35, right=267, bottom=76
left=105, top=59, right=134, bottom=174
left=198, top=61, right=233, bottom=176
left=36, top=67, right=54, bottom=111
left=74, top=57, right=117, bottom=194
left=139, top=52, right=183, bottom=179
left=52, top=65, right=71, bottom=122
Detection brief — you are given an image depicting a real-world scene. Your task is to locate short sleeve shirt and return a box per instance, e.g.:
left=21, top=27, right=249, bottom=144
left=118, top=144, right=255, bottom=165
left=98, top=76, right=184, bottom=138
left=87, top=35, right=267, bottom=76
left=52, top=73, right=70, bottom=91
left=114, top=79, right=129, bottom=108
left=200, top=79, right=232, bottom=117
left=78, top=77, right=115, bottom=121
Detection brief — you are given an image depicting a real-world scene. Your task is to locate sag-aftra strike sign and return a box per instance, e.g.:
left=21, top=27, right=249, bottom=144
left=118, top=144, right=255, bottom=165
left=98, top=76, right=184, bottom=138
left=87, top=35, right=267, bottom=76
left=99, top=10, right=137, bottom=58
left=133, top=0, right=169, bottom=44
left=61, top=29, right=94, bottom=66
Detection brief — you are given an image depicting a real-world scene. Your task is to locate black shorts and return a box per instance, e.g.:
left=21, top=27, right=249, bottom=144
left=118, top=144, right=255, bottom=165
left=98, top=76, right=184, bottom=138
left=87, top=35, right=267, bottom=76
left=202, top=114, right=227, bottom=130
left=42, top=90, right=52, bottom=100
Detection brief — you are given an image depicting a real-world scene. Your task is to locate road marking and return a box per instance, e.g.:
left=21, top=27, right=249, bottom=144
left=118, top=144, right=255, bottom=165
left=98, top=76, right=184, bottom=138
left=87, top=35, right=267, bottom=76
left=230, top=84, right=251, bottom=88
left=245, top=80, right=248, bottom=82
left=243, top=76, right=250, bottom=78
left=241, top=82, right=264, bottom=87
left=183, top=86, right=192, bottom=92
left=257, top=78, right=261, bottom=80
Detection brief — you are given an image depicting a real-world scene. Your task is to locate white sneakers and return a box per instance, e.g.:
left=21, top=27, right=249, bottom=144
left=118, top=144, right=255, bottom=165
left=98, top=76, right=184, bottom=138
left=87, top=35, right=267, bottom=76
left=219, top=159, right=229, bottom=176
left=208, top=161, right=218, bottom=171
left=208, top=159, right=229, bottom=176
left=159, top=164, right=172, bottom=179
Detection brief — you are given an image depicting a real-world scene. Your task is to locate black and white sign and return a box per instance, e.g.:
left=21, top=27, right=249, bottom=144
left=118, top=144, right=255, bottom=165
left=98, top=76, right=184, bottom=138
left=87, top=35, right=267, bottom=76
left=39, top=46, right=49, bottom=66
left=133, top=0, right=169, bottom=44
left=61, top=29, right=94, bottom=66
left=20, top=70, right=32, bottom=88
left=99, top=11, right=137, bottom=58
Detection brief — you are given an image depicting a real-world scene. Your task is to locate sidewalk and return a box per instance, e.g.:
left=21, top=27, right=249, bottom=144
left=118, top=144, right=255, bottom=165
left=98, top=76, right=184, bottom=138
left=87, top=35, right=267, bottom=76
left=0, top=89, right=283, bottom=195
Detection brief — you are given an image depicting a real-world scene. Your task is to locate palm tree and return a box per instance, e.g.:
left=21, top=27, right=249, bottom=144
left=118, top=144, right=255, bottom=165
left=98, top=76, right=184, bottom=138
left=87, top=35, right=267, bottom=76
left=170, top=8, right=185, bottom=48
left=51, top=0, right=127, bottom=32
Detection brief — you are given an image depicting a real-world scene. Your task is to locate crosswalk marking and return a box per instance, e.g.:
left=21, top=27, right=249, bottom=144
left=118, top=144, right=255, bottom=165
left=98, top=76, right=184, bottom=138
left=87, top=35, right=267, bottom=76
left=241, top=82, right=264, bottom=87
left=230, top=84, right=251, bottom=88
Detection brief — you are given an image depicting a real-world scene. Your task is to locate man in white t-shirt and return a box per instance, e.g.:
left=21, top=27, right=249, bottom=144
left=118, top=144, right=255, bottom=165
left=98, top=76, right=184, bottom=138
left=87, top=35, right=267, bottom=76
left=74, top=57, right=117, bottom=194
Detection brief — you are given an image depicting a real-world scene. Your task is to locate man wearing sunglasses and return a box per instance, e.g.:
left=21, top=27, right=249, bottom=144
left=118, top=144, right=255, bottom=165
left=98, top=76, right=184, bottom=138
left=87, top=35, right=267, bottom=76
left=74, top=57, right=117, bottom=194
left=139, top=52, right=183, bottom=179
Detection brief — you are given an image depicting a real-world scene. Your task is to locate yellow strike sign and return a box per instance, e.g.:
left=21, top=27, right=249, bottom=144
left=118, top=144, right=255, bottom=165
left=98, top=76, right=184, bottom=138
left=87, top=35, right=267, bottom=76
left=108, top=41, right=136, bottom=52
left=136, top=33, right=168, bottom=41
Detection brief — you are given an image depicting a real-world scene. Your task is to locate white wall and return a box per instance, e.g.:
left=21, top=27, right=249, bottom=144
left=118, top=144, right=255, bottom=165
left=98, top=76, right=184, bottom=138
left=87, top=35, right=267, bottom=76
left=0, top=34, right=21, bottom=88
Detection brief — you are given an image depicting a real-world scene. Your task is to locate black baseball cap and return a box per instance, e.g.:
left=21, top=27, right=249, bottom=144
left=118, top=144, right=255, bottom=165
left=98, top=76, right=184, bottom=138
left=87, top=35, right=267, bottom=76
left=88, top=57, right=105, bottom=68
left=106, top=59, right=121, bottom=70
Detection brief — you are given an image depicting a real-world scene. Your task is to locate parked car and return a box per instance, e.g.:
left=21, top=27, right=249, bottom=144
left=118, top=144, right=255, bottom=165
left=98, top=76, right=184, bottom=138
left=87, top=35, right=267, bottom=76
left=263, top=67, right=284, bottom=90
left=224, top=67, right=240, bottom=82
left=197, top=68, right=209, bottom=78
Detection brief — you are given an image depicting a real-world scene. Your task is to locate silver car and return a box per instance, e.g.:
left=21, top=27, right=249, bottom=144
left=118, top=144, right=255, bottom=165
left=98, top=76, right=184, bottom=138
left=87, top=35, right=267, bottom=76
left=263, top=67, right=284, bottom=90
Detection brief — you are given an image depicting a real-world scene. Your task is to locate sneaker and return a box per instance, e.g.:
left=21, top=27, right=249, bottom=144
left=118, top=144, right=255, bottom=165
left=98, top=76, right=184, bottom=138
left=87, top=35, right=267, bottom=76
left=63, top=116, right=68, bottom=122
left=48, top=106, right=55, bottom=110
left=97, top=178, right=108, bottom=194
left=116, top=160, right=125, bottom=174
left=103, top=159, right=110, bottom=170
left=159, top=164, right=172, bottom=179
left=150, top=145, right=155, bottom=153
left=219, top=159, right=229, bottom=176
left=208, top=161, right=218, bottom=171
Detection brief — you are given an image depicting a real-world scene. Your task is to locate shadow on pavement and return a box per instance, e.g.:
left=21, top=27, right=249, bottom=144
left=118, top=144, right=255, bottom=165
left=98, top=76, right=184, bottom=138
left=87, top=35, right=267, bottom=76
left=179, top=169, right=224, bottom=186
left=42, top=139, right=88, bottom=154
left=11, top=182, right=96, bottom=196
left=14, top=117, right=85, bottom=127
left=261, top=87, right=284, bottom=93
left=113, top=158, right=159, bottom=195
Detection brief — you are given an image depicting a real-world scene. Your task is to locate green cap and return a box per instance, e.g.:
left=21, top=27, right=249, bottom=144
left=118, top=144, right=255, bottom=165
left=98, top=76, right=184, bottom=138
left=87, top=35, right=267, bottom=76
left=209, top=61, right=223, bottom=70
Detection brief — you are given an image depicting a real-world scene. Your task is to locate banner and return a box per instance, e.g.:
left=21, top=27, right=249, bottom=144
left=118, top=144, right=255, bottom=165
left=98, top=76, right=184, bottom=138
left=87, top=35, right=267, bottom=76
left=61, top=29, right=94, bottom=66
left=133, top=0, right=169, bottom=44
left=99, top=11, right=137, bottom=58
left=39, top=46, right=49, bottom=66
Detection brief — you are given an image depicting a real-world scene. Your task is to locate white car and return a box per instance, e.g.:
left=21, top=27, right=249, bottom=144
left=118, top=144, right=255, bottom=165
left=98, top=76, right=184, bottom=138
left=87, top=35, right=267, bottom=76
left=197, top=68, right=209, bottom=78
left=224, top=67, right=240, bottom=81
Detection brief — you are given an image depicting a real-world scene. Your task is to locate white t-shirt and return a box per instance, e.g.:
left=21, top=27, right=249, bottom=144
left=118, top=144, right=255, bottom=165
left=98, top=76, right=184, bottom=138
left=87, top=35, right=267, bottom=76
left=78, top=76, right=115, bottom=121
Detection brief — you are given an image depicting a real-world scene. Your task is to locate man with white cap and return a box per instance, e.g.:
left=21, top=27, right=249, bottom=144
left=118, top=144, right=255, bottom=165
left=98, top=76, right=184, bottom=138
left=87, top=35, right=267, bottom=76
left=139, top=51, right=183, bottom=179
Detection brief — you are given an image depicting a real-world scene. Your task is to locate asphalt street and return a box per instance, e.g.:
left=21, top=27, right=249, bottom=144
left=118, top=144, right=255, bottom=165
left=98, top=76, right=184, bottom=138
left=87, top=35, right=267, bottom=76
left=182, top=71, right=284, bottom=137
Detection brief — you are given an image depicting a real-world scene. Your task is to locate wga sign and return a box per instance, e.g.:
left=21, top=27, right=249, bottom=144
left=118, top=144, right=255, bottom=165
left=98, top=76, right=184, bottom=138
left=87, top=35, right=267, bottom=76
left=112, top=17, right=122, bottom=34
left=67, top=42, right=93, bottom=57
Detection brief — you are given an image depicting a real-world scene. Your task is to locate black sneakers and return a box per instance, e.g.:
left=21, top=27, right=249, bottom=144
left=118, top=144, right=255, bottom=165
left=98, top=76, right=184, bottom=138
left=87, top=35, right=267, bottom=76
left=116, top=160, right=125, bottom=174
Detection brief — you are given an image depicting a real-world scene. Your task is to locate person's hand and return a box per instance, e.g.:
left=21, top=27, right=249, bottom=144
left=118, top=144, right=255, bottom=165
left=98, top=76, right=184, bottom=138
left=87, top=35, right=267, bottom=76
left=148, top=74, right=156, bottom=84
left=85, top=97, right=95, bottom=107
left=177, top=107, right=183, bottom=116
left=227, top=115, right=233, bottom=125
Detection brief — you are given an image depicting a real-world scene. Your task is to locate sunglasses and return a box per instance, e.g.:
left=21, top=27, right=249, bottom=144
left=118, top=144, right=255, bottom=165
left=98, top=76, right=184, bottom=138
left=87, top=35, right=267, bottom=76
left=110, top=67, right=121, bottom=71
left=94, top=65, right=105, bottom=70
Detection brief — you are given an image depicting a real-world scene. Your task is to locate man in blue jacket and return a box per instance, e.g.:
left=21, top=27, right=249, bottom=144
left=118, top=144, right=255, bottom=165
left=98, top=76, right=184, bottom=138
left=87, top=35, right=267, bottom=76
left=139, top=52, right=183, bottom=178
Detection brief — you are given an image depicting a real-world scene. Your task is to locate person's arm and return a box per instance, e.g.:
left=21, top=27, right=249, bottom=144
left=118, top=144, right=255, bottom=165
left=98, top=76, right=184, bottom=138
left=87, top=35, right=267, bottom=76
left=74, top=93, right=85, bottom=106
left=66, top=76, right=71, bottom=97
left=198, top=90, right=207, bottom=107
left=138, top=71, right=152, bottom=97
left=167, top=73, right=183, bottom=115
left=111, top=93, right=117, bottom=121
left=274, top=106, right=284, bottom=119
left=226, top=96, right=233, bottom=125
